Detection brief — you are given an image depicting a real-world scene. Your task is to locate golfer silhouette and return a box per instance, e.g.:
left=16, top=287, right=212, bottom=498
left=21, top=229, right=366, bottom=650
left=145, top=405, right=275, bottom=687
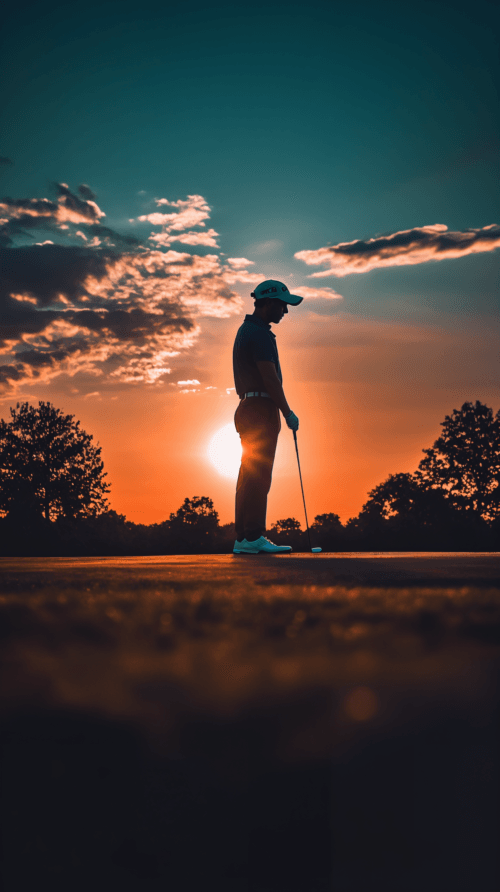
left=232, top=280, right=303, bottom=554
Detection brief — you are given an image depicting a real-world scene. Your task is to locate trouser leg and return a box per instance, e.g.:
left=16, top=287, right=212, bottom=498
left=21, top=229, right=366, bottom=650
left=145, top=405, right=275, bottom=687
left=234, top=399, right=280, bottom=542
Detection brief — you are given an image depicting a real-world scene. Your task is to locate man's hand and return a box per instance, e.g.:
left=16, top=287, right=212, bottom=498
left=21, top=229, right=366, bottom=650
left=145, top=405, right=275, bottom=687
left=285, top=411, right=299, bottom=431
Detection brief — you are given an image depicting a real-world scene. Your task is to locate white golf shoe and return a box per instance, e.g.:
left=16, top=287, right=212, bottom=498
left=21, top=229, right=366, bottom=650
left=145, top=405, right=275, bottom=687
left=233, top=536, right=292, bottom=554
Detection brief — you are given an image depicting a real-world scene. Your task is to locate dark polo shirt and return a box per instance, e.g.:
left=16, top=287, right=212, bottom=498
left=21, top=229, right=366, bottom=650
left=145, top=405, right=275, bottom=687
left=233, top=313, right=283, bottom=398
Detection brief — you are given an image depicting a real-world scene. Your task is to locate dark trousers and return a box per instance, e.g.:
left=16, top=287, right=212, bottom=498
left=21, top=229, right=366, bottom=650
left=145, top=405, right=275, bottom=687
left=234, top=397, right=281, bottom=542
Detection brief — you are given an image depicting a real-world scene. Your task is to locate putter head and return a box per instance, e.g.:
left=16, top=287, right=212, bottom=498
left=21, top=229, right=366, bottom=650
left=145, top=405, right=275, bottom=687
left=311, top=547, right=322, bottom=553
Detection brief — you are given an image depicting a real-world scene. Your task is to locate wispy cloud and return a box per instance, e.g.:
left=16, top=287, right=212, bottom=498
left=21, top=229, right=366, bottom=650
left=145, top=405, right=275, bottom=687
left=295, top=223, right=500, bottom=277
left=251, top=239, right=283, bottom=255
left=227, top=257, right=255, bottom=268
left=133, top=194, right=220, bottom=247
left=292, top=285, right=343, bottom=300
left=0, top=183, right=257, bottom=394
left=149, top=228, right=220, bottom=248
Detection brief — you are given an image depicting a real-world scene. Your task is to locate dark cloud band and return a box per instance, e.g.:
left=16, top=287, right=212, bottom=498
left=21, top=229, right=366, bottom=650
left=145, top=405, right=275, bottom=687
left=295, top=224, right=500, bottom=277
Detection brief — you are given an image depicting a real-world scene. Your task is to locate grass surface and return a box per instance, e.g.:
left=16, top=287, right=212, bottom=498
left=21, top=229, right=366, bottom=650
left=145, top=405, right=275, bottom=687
left=2, top=568, right=499, bottom=757
left=1, top=560, right=500, bottom=891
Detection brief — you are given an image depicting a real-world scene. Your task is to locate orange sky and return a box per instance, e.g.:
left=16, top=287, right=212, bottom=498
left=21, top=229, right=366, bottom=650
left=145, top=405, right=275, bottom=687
left=2, top=0, right=499, bottom=534
left=31, top=304, right=498, bottom=528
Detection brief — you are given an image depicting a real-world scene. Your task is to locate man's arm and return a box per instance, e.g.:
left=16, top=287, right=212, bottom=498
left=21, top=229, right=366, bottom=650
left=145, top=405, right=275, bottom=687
left=256, top=361, right=292, bottom=417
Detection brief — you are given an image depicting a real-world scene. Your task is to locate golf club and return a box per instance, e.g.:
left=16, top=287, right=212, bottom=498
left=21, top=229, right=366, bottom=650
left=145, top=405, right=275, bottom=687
left=293, top=430, right=322, bottom=553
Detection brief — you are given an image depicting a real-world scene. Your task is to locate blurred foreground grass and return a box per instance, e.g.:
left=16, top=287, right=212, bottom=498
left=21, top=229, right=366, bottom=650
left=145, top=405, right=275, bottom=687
left=2, top=562, right=499, bottom=891
left=1, top=571, right=499, bottom=758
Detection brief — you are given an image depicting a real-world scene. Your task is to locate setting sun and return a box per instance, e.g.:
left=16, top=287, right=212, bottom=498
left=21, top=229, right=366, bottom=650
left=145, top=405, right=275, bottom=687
left=207, top=423, right=242, bottom=479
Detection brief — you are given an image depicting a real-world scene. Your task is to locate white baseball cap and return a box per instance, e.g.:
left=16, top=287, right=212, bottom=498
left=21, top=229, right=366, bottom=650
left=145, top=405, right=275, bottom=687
left=251, top=279, right=303, bottom=306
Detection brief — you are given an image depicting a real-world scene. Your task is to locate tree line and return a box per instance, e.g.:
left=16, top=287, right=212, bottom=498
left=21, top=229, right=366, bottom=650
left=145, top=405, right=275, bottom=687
left=1, top=400, right=499, bottom=556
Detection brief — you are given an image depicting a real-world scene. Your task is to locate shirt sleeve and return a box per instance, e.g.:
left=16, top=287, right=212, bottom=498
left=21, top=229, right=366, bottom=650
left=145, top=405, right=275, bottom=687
left=249, top=328, right=276, bottom=363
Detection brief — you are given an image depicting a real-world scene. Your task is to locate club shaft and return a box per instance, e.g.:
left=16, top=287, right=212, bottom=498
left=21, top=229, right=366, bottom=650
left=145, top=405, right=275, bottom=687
left=293, top=430, right=312, bottom=551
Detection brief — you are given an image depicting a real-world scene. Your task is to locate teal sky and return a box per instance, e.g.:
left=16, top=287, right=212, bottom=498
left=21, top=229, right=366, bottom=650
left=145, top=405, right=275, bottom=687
left=1, top=0, right=499, bottom=525
left=3, top=0, right=499, bottom=256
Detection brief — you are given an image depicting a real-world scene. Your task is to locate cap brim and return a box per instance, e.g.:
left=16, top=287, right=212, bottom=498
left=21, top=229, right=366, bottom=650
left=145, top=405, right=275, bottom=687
left=254, top=292, right=303, bottom=305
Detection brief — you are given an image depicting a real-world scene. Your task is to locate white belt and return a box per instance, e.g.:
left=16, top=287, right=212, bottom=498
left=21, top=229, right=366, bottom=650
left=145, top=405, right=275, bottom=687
left=242, top=391, right=270, bottom=399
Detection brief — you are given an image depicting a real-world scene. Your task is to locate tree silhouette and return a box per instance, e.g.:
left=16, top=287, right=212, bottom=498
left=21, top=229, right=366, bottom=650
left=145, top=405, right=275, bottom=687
left=0, top=398, right=497, bottom=557
left=415, top=401, right=500, bottom=521
left=268, top=517, right=304, bottom=550
left=345, top=474, right=412, bottom=548
left=272, top=518, right=302, bottom=535
left=0, top=402, right=110, bottom=521
left=351, top=472, right=457, bottom=540
left=167, top=496, right=220, bottom=552
left=311, top=512, right=344, bottom=551
left=356, top=473, right=433, bottom=521
left=312, top=513, right=343, bottom=530
left=170, top=496, right=218, bottom=524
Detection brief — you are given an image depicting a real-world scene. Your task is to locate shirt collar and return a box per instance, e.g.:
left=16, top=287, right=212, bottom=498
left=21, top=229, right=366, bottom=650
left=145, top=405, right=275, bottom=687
left=245, top=313, right=271, bottom=331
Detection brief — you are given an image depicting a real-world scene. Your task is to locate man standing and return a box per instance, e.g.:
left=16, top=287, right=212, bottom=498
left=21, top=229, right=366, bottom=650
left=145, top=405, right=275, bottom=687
left=232, top=280, right=303, bottom=554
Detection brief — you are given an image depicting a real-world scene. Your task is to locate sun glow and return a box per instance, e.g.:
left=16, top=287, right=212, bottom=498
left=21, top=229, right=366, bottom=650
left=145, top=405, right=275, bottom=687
left=207, top=423, right=242, bottom=479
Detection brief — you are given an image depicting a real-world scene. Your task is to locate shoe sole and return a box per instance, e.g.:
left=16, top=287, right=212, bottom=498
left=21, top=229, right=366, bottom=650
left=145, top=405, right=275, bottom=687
left=233, top=549, right=291, bottom=554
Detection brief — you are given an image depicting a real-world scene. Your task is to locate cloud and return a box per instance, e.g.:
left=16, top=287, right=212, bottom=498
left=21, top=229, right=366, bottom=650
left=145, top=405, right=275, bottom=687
left=0, top=244, right=114, bottom=309
left=134, top=195, right=225, bottom=249
left=88, top=224, right=141, bottom=247
left=295, top=223, right=500, bottom=277
left=77, top=184, right=97, bottom=201
left=221, top=257, right=262, bottom=285
left=136, top=194, right=211, bottom=232
left=0, top=184, right=254, bottom=394
left=227, top=257, right=254, bottom=268
left=0, top=182, right=106, bottom=246
left=292, top=285, right=343, bottom=300
left=149, top=228, right=220, bottom=248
